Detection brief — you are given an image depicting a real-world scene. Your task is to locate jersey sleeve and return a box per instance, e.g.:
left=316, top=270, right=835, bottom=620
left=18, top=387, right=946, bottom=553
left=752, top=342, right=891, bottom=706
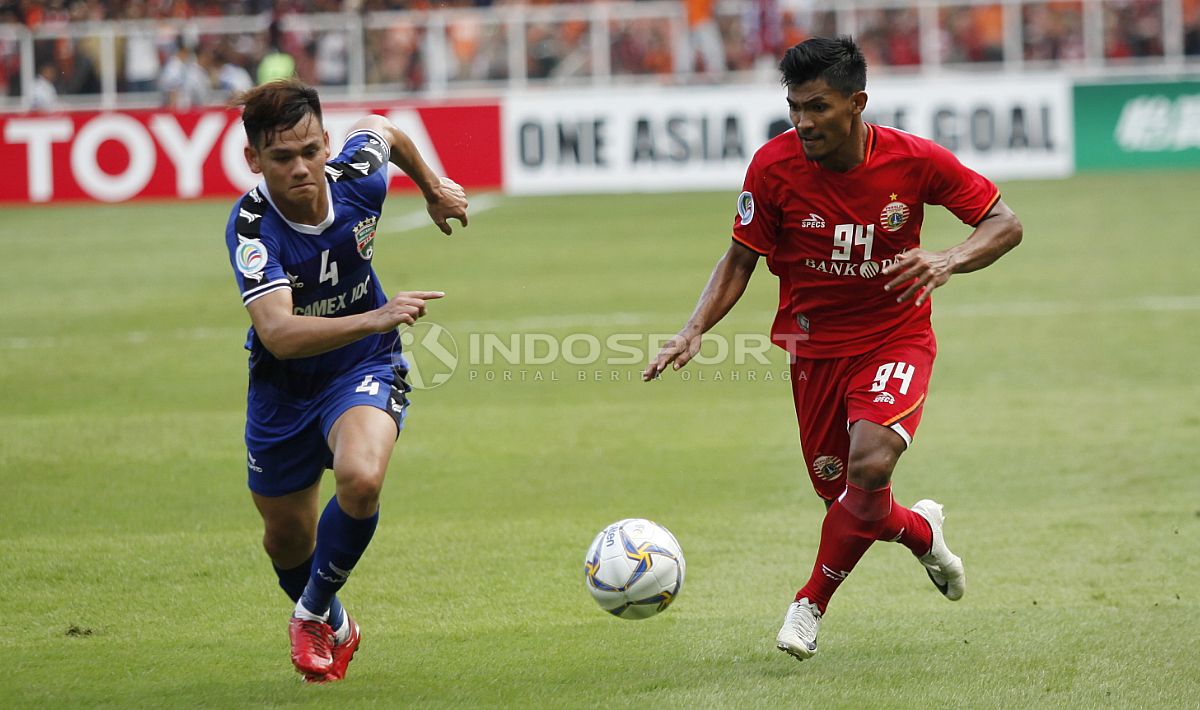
left=730, top=155, right=778, bottom=255
left=922, top=141, right=1001, bottom=226
left=225, top=187, right=289, bottom=307
left=324, top=128, right=391, bottom=210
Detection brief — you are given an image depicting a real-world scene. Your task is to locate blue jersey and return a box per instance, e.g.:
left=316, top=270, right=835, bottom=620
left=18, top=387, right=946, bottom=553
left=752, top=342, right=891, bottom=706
left=225, top=129, right=397, bottom=399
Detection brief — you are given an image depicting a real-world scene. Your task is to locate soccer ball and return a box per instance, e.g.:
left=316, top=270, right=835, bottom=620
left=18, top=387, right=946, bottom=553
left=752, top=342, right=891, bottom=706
left=583, top=518, right=685, bottom=619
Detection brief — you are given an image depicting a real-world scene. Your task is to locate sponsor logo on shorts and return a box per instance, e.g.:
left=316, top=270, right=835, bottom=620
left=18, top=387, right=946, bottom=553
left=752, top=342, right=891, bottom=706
left=247, top=452, right=263, bottom=473
left=880, top=193, right=910, bottom=232
left=812, top=455, right=845, bottom=481
left=874, top=392, right=895, bottom=404
left=737, top=191, right=755, bottom=225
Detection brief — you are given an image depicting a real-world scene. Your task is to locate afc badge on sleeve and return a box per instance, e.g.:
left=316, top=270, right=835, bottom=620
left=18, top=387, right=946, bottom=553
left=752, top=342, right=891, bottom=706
left=737, top=191, right=755, bottom=225
left=235, top=237, right=268, bottom=282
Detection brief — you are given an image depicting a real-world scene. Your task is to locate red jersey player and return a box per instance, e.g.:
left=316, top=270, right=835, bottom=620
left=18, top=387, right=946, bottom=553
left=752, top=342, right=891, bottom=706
left=643, top=36, right=1022, bottom=660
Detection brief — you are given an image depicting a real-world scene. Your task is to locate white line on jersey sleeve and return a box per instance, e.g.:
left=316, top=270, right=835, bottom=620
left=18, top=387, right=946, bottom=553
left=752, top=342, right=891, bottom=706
left=242, top=278, right=291, bottom=306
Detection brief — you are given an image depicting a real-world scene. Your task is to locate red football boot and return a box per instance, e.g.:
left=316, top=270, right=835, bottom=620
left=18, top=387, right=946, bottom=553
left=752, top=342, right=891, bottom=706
left=288, top=616, right=335, bottom=677
left=324, top=615, right=361, bottom=682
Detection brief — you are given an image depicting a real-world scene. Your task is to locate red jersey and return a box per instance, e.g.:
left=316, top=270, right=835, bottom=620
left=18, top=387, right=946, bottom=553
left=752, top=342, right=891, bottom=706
left=732, top=124, right=1000, bottom=358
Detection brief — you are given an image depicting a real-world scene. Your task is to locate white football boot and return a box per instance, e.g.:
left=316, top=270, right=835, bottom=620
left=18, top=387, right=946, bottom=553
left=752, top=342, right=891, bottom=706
left=911, top=499, right=965, bottom=601
left=776, top=598, right=822, bottom=660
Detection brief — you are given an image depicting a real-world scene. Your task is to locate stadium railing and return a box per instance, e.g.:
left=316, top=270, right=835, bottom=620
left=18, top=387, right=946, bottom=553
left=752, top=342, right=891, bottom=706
left=1, top=0, right=1198, bottom=112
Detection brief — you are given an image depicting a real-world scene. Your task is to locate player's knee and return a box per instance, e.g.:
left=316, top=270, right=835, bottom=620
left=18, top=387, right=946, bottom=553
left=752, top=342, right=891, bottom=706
left=334, top=464, right=385, bottom=513
left=846, top=449, right=897, bottom=490
left=262, top=528, right=313, bottom=563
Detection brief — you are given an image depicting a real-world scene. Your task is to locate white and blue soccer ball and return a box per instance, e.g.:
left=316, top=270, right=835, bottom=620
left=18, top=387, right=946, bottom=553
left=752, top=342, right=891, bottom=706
left=584, top=518, right=685, bottom=619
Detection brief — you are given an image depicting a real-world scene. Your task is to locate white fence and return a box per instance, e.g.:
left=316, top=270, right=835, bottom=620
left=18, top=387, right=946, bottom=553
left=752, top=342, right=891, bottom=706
left=1, top=0, right=1198, bottom=111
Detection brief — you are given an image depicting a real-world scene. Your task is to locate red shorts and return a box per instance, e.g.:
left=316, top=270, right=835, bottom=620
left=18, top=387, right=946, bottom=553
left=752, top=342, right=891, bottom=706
left=789, top=329, right=937, bottom=501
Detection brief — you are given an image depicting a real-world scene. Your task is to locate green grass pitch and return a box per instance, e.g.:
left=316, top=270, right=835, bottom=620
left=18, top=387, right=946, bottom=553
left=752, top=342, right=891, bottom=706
left=2, top=171, right=1198, bottom=707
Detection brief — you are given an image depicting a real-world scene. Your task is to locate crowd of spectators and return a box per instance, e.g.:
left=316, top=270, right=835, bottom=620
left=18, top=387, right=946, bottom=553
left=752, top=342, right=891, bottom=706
left=3, top=0, right=1198, bottom=108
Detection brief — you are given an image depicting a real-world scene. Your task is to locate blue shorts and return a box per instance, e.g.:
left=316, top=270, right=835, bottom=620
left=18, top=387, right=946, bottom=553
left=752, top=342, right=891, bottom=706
left=244, top=358, right=411, bottom=497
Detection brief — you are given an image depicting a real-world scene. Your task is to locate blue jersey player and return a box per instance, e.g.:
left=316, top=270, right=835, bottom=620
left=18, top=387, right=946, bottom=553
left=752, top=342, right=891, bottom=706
left=224, top=79, right=468, bottom=683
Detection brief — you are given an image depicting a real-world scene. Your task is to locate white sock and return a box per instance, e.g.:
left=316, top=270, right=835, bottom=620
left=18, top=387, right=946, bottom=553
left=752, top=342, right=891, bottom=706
left=293, top=599, right=329, bottom=623
left=332, top=614, right=351, bottom=645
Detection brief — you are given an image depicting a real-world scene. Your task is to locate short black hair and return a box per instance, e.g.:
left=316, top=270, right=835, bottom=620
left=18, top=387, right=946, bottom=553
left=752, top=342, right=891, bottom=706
left=779, top=36, right=866, bottom=95
left=233, top=78, right=322, bottom=149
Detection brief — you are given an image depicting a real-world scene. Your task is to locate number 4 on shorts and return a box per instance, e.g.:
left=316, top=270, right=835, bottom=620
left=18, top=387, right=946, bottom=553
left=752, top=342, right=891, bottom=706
left=870, top=362, right=914, bottom=395
left=356, top=375, right=380, bottom=396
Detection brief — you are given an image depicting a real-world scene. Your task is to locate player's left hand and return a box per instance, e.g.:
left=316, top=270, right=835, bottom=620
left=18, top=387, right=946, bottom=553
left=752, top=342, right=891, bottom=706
left=882, top=248, right=955, bottom=306
left=426, top=177, right=469, bottom=235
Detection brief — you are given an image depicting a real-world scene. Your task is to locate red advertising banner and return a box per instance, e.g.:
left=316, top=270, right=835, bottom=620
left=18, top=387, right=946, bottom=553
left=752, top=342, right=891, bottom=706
left=0, top=101, right=502, bottom=203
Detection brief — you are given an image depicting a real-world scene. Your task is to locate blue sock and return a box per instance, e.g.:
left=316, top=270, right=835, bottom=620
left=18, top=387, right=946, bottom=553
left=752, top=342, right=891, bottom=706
left=273, top=555, right=312, bottom=602
left=274, top=554, right=346, bottom=630
left=299, top=496, right=378, bottom=618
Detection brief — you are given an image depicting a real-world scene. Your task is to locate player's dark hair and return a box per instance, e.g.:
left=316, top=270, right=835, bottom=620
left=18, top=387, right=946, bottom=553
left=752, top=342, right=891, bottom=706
left=233, top=78, right=322, bottom=149
left=779, top=36, right=866, bottom=96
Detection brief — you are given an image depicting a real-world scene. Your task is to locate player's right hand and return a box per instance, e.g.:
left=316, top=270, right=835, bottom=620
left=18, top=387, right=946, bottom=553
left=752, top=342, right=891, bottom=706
left=371, top=291, right=445, bottom=331
left=642, top=331, right=703, bottom=382
left=427, top=177, right=469, bottom=235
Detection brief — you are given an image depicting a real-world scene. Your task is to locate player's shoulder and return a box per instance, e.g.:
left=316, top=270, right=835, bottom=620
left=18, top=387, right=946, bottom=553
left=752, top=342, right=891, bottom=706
left=227, top=184, right=271, bottom=241
left=750, top=129, right=803, bottom=172
left=326, top=128, right=391, bottom=184
left=870, top=123, right=939, bottom=160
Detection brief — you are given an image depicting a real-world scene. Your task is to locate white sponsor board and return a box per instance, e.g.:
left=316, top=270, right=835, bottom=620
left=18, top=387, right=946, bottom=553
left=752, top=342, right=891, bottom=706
left=864, top=74, right=1073, bottom=181
left=502, top=76, right=1072, bottom=194
left=503, top=86, right=770, bottom=195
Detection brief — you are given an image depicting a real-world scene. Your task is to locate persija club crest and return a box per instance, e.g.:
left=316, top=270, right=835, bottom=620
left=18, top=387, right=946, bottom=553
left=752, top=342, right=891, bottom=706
left=880, top=193, right=910, bottom=232
left=812, top=455, right=845, bottom=481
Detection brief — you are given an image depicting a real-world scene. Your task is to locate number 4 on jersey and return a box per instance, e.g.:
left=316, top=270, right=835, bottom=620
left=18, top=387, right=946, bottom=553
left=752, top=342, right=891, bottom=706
left=870, top=361, right=914, bottom=395
left=832, top=224, right=874, bottom=261
left=319, top=249, right=339, bottom=286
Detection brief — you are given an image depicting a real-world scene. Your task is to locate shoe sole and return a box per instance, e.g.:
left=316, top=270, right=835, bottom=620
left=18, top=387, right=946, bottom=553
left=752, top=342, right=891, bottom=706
left=776, top=641, right=816, bottom=661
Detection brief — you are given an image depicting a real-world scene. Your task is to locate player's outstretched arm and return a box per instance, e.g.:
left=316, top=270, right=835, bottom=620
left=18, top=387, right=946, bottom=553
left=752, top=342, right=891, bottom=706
left=882, top=199, right=1023, bottom=306
left=246, top=288, right=445, bottom=360
left=643, top=241, right=760, bottom=382
left=349, top=115, right=469, bottom=235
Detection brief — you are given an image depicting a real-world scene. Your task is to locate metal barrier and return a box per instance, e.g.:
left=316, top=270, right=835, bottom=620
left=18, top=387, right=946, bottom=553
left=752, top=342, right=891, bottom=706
left=2, top=0, right=1198, bottom=112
